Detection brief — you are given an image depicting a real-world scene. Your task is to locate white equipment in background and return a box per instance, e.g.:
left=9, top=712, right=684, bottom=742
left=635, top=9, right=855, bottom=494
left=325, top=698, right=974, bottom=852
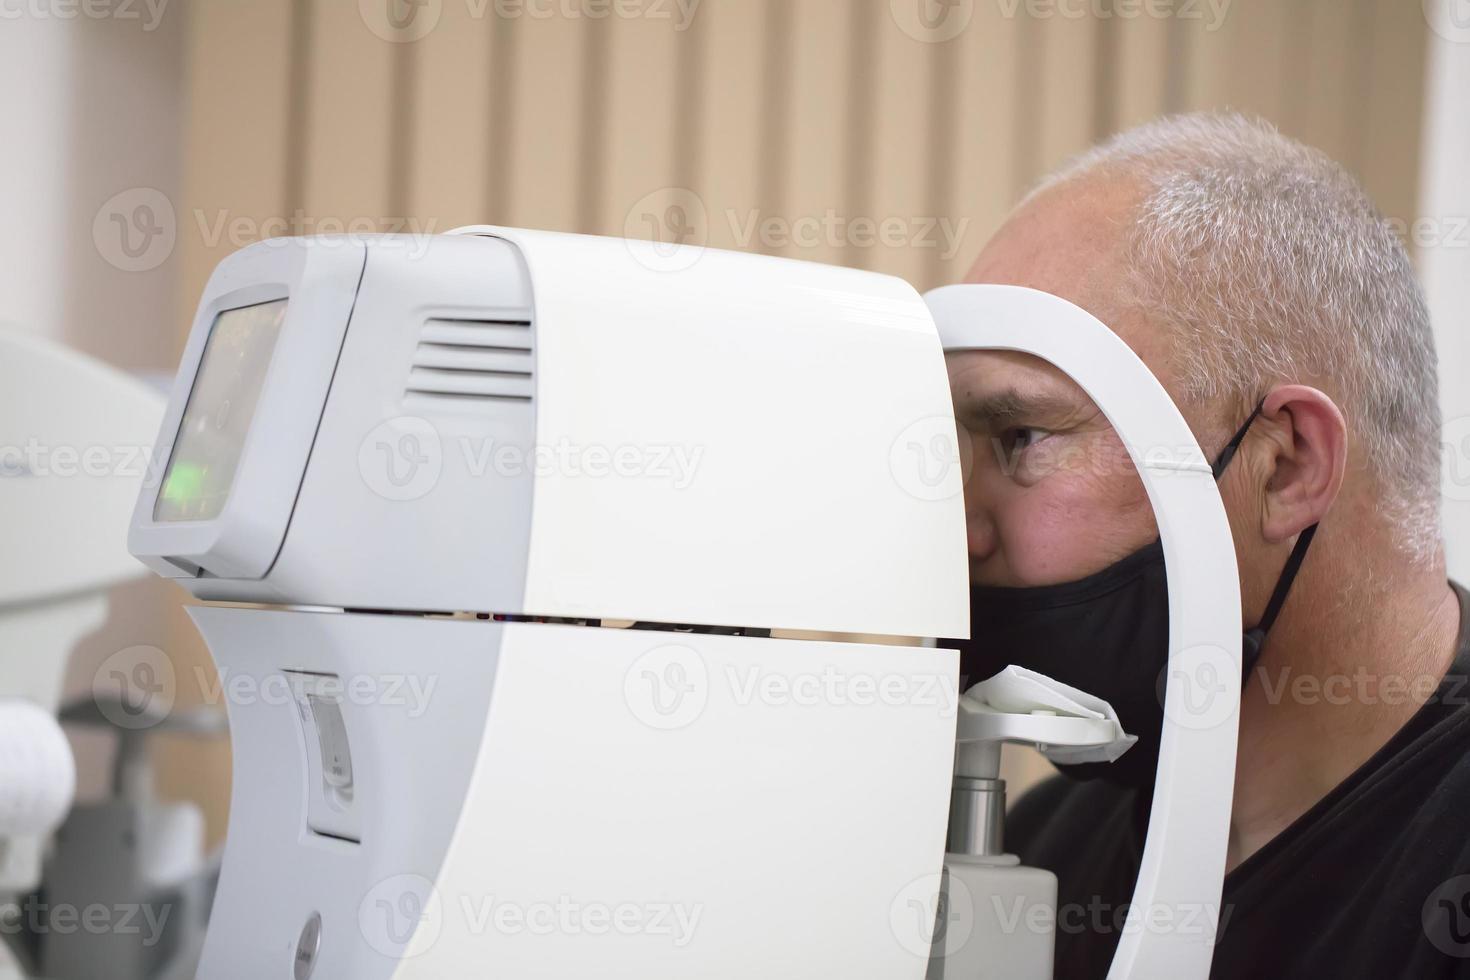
left=0, top=327, right=165, bottom=974
left=926, top=285, right=1243, bottom=980
left=128, top=229, right=972, bottom=980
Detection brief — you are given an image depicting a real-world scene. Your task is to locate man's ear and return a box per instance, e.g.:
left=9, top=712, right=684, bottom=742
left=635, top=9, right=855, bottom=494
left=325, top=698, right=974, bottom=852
left=1254, top=385, right=1348, bottom=544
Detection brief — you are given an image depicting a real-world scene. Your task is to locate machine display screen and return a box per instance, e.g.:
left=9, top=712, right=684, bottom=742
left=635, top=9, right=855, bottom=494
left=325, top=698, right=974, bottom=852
left=154, top=299, right=289, bottom=522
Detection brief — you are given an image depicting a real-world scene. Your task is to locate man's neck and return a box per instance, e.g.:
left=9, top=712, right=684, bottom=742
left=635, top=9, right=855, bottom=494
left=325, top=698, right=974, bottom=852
left=1225, top=545, right=1460, bottom=873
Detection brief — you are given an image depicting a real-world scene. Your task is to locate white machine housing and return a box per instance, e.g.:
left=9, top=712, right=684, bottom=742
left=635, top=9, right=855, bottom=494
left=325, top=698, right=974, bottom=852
left=1, top=328, right=164, bottom=892
left=130, top=229, right=967, bottom=638
left=927, top=284, right=1243, bottom=980
left=129, top=229, right=970, bottom=979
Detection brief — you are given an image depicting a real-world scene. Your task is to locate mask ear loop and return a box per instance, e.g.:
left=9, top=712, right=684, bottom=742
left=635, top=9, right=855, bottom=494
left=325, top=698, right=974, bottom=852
left=1212, top=399, right=1320, bottom=677
left=1241, top=523, right=1318, bottom=674
left=1210, top=400, right=1264, bottom=479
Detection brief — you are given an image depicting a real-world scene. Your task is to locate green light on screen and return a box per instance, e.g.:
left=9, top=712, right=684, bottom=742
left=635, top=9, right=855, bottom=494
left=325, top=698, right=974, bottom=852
left=153, top=298, right=288, bottom=523
left=160, top=462, right=207, bottom=504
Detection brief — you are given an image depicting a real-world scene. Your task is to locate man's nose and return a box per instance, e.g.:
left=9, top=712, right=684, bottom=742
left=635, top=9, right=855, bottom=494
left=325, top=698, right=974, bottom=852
left=963, top=486, right=1001, bottom=564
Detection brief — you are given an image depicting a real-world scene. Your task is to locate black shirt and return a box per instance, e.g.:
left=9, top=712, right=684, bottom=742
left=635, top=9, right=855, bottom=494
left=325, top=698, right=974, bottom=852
left=1007, top=583, right=1470, bottom=979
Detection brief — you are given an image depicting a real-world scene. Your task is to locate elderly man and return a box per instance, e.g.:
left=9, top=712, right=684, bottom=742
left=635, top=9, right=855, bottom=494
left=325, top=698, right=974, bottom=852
left=949, top=112, right=1467, bottom=978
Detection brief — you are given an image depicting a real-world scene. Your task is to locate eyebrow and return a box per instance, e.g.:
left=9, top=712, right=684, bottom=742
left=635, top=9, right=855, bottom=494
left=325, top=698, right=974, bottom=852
left=955, top=389, right=1082, bottom=429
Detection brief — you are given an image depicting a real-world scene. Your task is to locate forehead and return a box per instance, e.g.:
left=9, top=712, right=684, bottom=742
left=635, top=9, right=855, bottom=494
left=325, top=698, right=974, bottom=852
left=957, top=176, right=1177, bottom=399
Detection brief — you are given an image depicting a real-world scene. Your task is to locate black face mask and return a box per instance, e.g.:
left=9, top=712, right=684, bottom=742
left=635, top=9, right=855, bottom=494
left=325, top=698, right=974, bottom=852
left=959, top=403, right=1319, bottom=789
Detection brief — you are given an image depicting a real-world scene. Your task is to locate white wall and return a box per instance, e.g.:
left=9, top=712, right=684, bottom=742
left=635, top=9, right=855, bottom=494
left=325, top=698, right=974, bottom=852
left=0, top=7, right=189, bottom=809
left=1419, top=3, right=1470, bottom=583
left=0, top=17, right=74, bottom=343
left=0, top=7, right=183, bottom=368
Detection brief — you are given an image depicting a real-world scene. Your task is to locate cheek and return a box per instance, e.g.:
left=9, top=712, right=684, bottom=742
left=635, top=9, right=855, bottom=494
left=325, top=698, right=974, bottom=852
left=991, top=446, right=1159, bottom=584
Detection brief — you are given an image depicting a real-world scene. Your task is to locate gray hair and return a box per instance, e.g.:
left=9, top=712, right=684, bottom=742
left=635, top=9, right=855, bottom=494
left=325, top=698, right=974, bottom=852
left=1034, top=112, right=1442, bottom=564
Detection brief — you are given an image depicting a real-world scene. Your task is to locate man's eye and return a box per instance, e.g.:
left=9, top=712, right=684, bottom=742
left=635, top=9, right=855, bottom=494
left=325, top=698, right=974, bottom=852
left=997, top=426, right=1047, bottom=457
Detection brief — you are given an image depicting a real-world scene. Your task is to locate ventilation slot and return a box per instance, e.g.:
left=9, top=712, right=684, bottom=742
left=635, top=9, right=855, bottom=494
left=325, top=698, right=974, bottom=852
left=406, top=318, right=533, bottom=404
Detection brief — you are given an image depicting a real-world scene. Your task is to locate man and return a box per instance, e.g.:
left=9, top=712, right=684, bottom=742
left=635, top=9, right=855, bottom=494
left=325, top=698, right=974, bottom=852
left=949, top=112, right=1469, bottom=977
